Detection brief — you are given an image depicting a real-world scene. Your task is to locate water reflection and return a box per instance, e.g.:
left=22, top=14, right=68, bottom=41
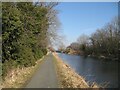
left=58, top=53, right=118, bottom=88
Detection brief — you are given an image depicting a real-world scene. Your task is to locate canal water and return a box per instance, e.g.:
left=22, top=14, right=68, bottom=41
left=58, top=53, right=118, bottom=88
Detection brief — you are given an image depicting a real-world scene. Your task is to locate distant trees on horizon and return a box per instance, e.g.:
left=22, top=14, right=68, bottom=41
left=64, top=17, right=119, bottom=61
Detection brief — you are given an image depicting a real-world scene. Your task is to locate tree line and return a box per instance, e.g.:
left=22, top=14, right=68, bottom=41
left=2, top=2, right=60, bottom=77
left=64, top=17, right=119, bottom=61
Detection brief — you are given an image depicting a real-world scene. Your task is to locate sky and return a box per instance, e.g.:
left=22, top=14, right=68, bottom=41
left=55, top=2, right=118, bottom=47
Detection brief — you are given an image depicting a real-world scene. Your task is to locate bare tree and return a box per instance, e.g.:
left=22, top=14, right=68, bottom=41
left=34, top=2, right=61, bottom=48
left=77, top=34, right=89, bottom=45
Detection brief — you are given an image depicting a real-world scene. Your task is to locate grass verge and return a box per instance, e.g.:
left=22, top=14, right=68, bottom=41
left=1, top=54, right=47, bottom=88
left=53, top=52, right=99, bottom=88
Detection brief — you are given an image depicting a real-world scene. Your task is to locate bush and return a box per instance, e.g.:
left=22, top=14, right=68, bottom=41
left=41, top=48, right=47, bottom=55
left=34, top=49, right=43, bottom=60
left=2, top=2, right=58, bottom=78
left=17, top=45, right=36, bottom=67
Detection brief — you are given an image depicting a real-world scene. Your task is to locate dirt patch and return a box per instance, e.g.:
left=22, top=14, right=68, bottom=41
left=53, top=52, right=99, bottom=88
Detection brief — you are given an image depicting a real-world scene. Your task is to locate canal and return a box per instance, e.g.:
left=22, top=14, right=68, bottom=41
left=58, top=53, right=118, bottom=88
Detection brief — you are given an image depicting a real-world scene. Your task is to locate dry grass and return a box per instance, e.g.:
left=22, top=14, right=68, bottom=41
left=53, top=52, right=99, bottom=88
left=2, top=67, right=34, bottom=88
left=1, top=55, right=45, bottom=88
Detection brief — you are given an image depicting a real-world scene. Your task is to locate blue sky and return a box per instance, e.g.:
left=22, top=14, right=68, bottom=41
left=55, top=2, right=118, bottom=47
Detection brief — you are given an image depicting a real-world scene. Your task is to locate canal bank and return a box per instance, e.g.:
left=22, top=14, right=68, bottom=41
left=53, top=52, right=98, bottom=88
left=57, top=52, right=118, bottom=88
